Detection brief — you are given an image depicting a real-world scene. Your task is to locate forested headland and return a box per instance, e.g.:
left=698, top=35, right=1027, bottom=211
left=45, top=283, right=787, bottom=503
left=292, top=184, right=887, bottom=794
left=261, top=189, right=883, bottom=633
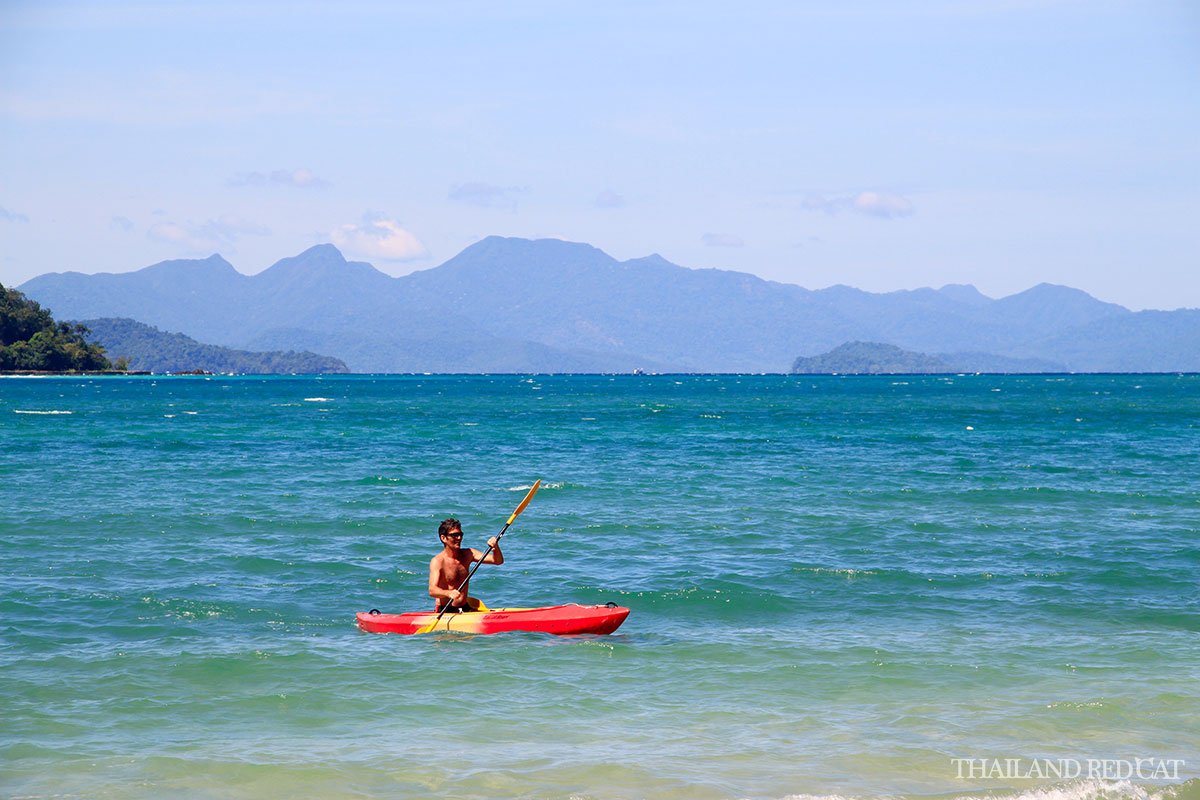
left=0, top=283, right=112, bottom=372
left=80, top=317, right=348, bottom=374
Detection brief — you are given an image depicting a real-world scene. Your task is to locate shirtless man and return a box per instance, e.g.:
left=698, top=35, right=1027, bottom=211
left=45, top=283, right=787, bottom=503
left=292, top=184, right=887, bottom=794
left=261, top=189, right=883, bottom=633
left=428, top=517, right=503, bottom=612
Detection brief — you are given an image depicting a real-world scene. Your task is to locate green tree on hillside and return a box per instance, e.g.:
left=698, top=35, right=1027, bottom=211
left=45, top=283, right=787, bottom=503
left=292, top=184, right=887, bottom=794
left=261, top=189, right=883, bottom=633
left=0, top=283, right=111, bottom=371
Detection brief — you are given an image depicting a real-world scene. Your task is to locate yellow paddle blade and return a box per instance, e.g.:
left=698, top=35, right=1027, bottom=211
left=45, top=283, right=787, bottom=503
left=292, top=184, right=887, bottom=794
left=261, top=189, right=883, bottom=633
left=506, top=479, right=542, bottom=526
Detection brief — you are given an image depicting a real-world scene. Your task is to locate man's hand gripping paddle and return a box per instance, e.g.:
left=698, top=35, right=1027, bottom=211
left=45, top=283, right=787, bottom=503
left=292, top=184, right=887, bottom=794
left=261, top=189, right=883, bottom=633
left=414, top=479, right=542, bottom=635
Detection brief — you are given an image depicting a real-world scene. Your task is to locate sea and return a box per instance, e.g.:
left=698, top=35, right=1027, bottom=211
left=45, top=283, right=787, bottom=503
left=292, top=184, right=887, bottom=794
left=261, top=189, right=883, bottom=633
left=1, top=374, right=1197, bottom=800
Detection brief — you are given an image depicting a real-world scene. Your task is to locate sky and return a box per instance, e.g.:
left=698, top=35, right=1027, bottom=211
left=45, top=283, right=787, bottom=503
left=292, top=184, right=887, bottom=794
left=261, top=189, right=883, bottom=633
left=1, top=0, right=1197, bottom=309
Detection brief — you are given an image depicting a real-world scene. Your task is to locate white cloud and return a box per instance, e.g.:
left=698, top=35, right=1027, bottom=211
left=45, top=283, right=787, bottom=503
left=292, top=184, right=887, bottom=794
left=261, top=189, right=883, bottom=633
left=853, top=191, right=914, bottom=219
left=801, top=196, right=843, bottom=214
left=1, top=205, right=30, bottom=223
left=147, top=214, right=271, bottom=253
left=230, top=168, right=330, bottom=188
left=331, top=216, right=428, bottom=262
left=594, top=189, right=626, bottom=209
left=802, top=190, right=915, bottom=219
left=448, top=182, right=524, bottom=211
left=702, top=232, right=745, bottom=247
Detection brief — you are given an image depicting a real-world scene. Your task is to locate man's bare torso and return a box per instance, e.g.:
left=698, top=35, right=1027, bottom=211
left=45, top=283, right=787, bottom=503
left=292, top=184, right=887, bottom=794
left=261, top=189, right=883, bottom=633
left=430, top=549, right=478, bottom=604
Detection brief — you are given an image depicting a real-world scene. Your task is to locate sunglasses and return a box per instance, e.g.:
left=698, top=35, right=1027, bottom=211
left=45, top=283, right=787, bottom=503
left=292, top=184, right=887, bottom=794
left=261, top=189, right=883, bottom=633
left=441, top=532, right=464, bottom=539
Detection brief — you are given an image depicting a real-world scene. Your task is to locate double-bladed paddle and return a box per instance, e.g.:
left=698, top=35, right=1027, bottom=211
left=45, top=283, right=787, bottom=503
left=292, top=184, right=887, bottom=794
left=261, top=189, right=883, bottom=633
left=414, top=479, right=542, bottom=635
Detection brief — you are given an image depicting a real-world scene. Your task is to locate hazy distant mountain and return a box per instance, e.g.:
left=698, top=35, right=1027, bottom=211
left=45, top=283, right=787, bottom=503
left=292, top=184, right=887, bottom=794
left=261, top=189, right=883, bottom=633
left=79, top=318, right=348, bottom=374
left=19, top=237, right=1200, bottom=372
left=27, top=255, right=248, bottom=345
left=938, top=351, right=1066, bottom=374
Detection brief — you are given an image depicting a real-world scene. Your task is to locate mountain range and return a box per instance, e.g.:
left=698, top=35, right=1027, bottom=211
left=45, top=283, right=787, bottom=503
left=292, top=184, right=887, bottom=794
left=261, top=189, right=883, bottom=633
left=19, top=236, right=1200, bottom=372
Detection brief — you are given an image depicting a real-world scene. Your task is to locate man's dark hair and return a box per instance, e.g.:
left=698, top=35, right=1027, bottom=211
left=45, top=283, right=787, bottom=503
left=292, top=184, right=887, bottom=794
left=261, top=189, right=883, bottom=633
left=438, top=518, right=462, bottom=537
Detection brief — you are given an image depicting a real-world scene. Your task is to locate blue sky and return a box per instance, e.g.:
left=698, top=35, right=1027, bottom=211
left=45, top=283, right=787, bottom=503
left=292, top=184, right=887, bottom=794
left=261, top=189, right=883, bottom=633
left=2, top=1, right=1197, bottom=309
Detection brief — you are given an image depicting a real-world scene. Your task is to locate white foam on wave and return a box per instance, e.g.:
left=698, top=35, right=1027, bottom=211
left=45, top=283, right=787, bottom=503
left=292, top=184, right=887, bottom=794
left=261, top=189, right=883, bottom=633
left=777, top=779, right=1188, bottom=800
left=304, top=397, right=333, bottom=402
left=14, top=409, right=72, bottom=415
left=793, top=566, right=879, bottom=578
left=506, top=482, right=565, bottom=491
left=1045, top=700, right=1108, bottom=710
left=987, top=779, right=1175, bottom=800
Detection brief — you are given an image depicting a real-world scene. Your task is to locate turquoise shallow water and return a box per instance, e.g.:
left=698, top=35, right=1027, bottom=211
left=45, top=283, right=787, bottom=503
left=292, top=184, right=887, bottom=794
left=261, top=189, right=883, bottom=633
left=1, top=374, right=1197, bottom=800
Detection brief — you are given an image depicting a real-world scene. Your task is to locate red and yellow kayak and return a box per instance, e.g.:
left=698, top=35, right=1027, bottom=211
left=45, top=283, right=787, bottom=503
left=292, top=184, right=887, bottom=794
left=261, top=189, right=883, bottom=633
left=356, top=604, right=630, bottom=636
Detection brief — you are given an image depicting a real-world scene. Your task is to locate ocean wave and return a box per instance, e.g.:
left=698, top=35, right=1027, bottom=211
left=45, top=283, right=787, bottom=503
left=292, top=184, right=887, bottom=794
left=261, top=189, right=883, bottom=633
left=792, top=566, right=880, bottom=578
left=506, top=482, right=566, bottom=491
left=13, top=409, right=73, bottom=415
left=778, top=779, right=1198, bottom=800
left=360, top=475, right=415, bottom=485
left=303, top=397, right=333, bottom=402
left=1045, top=700, right=1110, bottom=710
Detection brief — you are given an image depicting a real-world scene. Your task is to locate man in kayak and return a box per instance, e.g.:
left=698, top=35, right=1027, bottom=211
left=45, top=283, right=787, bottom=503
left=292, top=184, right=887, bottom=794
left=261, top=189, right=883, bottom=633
left=429, top=517, right=503, bottom=612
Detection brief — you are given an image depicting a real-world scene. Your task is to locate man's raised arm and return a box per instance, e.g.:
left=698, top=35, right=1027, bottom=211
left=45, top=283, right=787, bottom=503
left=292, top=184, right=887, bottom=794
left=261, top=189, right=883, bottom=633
left=477, top=536, right=504, bottom=565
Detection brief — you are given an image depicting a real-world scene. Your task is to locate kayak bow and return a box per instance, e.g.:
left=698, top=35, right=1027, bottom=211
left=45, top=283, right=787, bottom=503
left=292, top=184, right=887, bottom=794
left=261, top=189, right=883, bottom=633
left=357, top=604, right=630, bottom=636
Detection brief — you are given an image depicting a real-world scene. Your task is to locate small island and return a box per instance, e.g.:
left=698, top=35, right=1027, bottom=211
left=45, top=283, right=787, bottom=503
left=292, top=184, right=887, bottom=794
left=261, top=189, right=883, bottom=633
left=792, top=341, right=1067, bottom=374
left=792, top=341, right=953, bottom=374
